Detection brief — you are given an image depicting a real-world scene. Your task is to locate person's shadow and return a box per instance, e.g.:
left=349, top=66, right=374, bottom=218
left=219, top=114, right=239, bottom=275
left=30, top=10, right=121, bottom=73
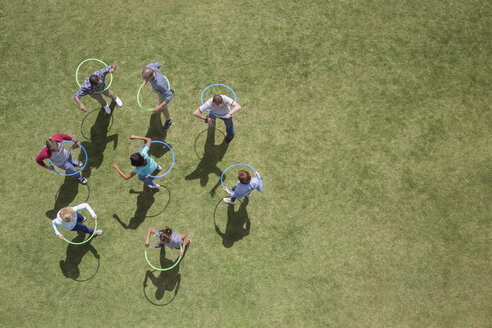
left=45, top=176, right=92, bottom=219
left=143, top=246, right=181, bottom=305
left=186, top=125, right=229, bottom=196
left=113, top=186, right=160, bottom=229
left=59, top=233, right=100, bottom=281
left=214, top=198, right=250, bottom=248
left=79, top=105, right=118, bottom=178
left=145, top=112, right=168, bottom=158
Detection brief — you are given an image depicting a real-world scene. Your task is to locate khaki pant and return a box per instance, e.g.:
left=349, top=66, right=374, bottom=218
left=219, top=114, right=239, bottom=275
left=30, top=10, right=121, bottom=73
left=90, top=89, right=117, bottom=106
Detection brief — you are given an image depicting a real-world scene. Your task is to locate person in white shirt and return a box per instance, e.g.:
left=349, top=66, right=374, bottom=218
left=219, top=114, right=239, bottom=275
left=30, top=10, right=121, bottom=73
left=193, top=95, right=242, bottom=143
left=52, top=203, right=103, bottom=239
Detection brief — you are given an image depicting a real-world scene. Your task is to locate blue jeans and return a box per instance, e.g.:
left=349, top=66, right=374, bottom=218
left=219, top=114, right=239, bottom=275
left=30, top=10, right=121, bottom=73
left=138, top=174, right=157, bottom=186
left=209, top=114, right=234, bottom=137
left=56, top=153, right=82, bottom=180
left=70, top=213, right=94, bottom=234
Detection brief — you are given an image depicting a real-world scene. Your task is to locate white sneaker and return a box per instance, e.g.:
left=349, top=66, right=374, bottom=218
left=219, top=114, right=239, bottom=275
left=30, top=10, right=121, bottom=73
left=78, top=178, right=88, bottom=185
left=115, top=97, right=123, bottom=107
left=94, top=230, right=104, bottom=236
left=104, top=105, right=111, bottom=114
left=223, top=198, right=236, bottom=205
left=157, top=165, right=162, bottom=171
left=148, top=183, right=160, bottom=189
left=81, top=216, right=87, bottom=223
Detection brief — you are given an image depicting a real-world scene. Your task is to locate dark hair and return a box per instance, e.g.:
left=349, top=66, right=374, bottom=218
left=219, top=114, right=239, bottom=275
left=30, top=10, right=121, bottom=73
left=159, top=227, right=173, bottom=243
left=46, top=138, right=58, bottom=152
left=238, top=170, right=251, bottom=184
left=130, top=153, right=147, bottom=167
left=89, top=75, right=99, bottom=85
left=212, top=95, right=223, bottom=104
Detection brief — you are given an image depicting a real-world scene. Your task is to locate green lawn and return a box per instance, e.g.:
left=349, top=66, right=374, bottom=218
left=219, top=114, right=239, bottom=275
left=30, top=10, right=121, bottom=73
left=0, top=0, right=490, bottom=327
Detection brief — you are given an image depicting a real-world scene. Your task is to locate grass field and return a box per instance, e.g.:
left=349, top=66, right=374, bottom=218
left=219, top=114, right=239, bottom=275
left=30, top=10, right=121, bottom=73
left=0, top=0, right=490, bottom=327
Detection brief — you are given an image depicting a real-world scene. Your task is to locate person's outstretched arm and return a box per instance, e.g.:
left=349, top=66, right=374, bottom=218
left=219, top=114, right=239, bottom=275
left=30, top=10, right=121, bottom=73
left=112, top=163, right=136, bottom=180
left=145, top=228, right=157, bottom=247
left=130, top=135, right=151, bottom=148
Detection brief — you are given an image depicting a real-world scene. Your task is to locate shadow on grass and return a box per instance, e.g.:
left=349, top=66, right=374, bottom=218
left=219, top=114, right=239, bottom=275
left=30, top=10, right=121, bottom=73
left=145, top=112, right=168, bottom=158
left=45, top=179, right=90, bottom=219
left=213, top=197, right=250, bottom=248
left=113, top=185, right=166, bottom=229
left=59, top=233, right=100, bottom=282
left=143, top=246, right=181, bottom=306
left=186, top=126, right=229, bottom=197
left=79, top=105, right=118, bottom=179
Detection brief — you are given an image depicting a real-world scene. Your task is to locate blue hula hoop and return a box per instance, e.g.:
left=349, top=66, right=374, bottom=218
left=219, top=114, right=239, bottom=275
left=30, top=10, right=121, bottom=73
left=200, top=83, right=237, bottom=117
left=49, top=141, right=88, bottom=177
left=138, top=140, right=175, bottom=179
left=220, top=163, right=257, bottom=189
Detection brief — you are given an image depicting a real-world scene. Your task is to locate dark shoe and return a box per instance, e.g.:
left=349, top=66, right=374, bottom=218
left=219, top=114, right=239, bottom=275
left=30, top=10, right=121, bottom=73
left=78, top=178, right=88, bottom=185
left=81, top=216, right=87, bottom=223
left=162, top=118, right=173, bottom=131
left=170, top=88, right=175, bottom=94
left=225, top=135, right=234, bottom=143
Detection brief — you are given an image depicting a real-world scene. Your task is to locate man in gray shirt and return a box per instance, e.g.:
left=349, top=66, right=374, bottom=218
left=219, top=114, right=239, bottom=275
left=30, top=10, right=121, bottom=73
left=193, top=95, right=242, bottom=143
left=142, top=62, right=175, bottom=131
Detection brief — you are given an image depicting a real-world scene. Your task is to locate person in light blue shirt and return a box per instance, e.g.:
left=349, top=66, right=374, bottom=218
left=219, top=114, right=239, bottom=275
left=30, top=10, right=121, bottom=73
left=112, top=135, right=162, bottom=189
left=142, top=62, right=175, bottom=131
left=52, top=203, right=103, bottom=239
left=223, top=170, right=263, bottom=205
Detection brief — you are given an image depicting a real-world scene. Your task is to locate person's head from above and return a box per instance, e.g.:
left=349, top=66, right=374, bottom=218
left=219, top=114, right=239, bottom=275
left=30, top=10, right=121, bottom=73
left=142, top=68, right=155, bottom=83
left=89, top=75, right=100, bottom=87
left=130, top=153, right=147, bottom=167
left=60, top=207, right=75, bottom=222
left=238, top=170, right=251, bottom=184
left=212, top=95, right=223, bottom=108
left=159, top=227, right=173, bottom=244
left=46, top=138, right=59, bottom=152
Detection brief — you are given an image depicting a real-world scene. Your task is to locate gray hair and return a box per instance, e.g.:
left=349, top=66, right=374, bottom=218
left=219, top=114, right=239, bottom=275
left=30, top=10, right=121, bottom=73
left=142, top=68, right=154, bottom=80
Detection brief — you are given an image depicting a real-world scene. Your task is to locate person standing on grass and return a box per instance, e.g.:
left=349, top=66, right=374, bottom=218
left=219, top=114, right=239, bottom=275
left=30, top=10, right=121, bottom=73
left=52, top=203, right=103, bottom=240
left=193, top=95, right=241, bottom=143
left=112, top=135, right=162, bottom=189
left=36, top=133, right=88, bottom=185
left=223, top=170, right=263, bottom=205
left=142, top=62, right=175, bottom=131
left=74, top=63, right=123, bottom=115
left=144, top=227, right=190, bottom=257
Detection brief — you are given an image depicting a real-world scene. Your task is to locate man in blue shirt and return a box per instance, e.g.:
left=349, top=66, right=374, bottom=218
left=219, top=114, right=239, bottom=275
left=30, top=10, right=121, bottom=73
left=74, top=63, right=123, bottom=115
left=142, top=62, right=175, bottom=131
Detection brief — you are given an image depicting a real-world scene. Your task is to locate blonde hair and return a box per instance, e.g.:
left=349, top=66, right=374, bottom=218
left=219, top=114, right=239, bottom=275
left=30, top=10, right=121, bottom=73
left=60, top=207, right=74, bottom=222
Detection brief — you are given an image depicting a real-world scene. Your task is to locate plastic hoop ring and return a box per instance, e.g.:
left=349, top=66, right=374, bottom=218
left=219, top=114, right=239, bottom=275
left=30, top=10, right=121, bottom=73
left=75, top=58, right=113, bottom=94
left=137, top=75, right=171, bottom=111
left=200, top=83, right=237, bottom=117
left=62, top=219, right=98, bottom=245
left=139, top=140, right=175, bottom=178
left=145, top=234, right=182, bottom=271
left=49, top=141, right=88, bottom=176
left=220, top=163, right=257, bottom=189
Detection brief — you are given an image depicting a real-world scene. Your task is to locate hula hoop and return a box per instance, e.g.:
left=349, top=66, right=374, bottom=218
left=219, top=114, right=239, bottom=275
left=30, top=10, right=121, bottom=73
left=76, top=58, right=113, bottom=94
left=145, top=234, right=182, bottom=271
left=138, top=140, right=175, bottom=178
left=137, top=75, right=171, bottom=111
left=220, top=163, right=257, bottom=189
left=49, top=141, right=88, bottom=176
left=62, top=219, right=98, bottom=245
left=200, top=83, right=237, bottom=117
